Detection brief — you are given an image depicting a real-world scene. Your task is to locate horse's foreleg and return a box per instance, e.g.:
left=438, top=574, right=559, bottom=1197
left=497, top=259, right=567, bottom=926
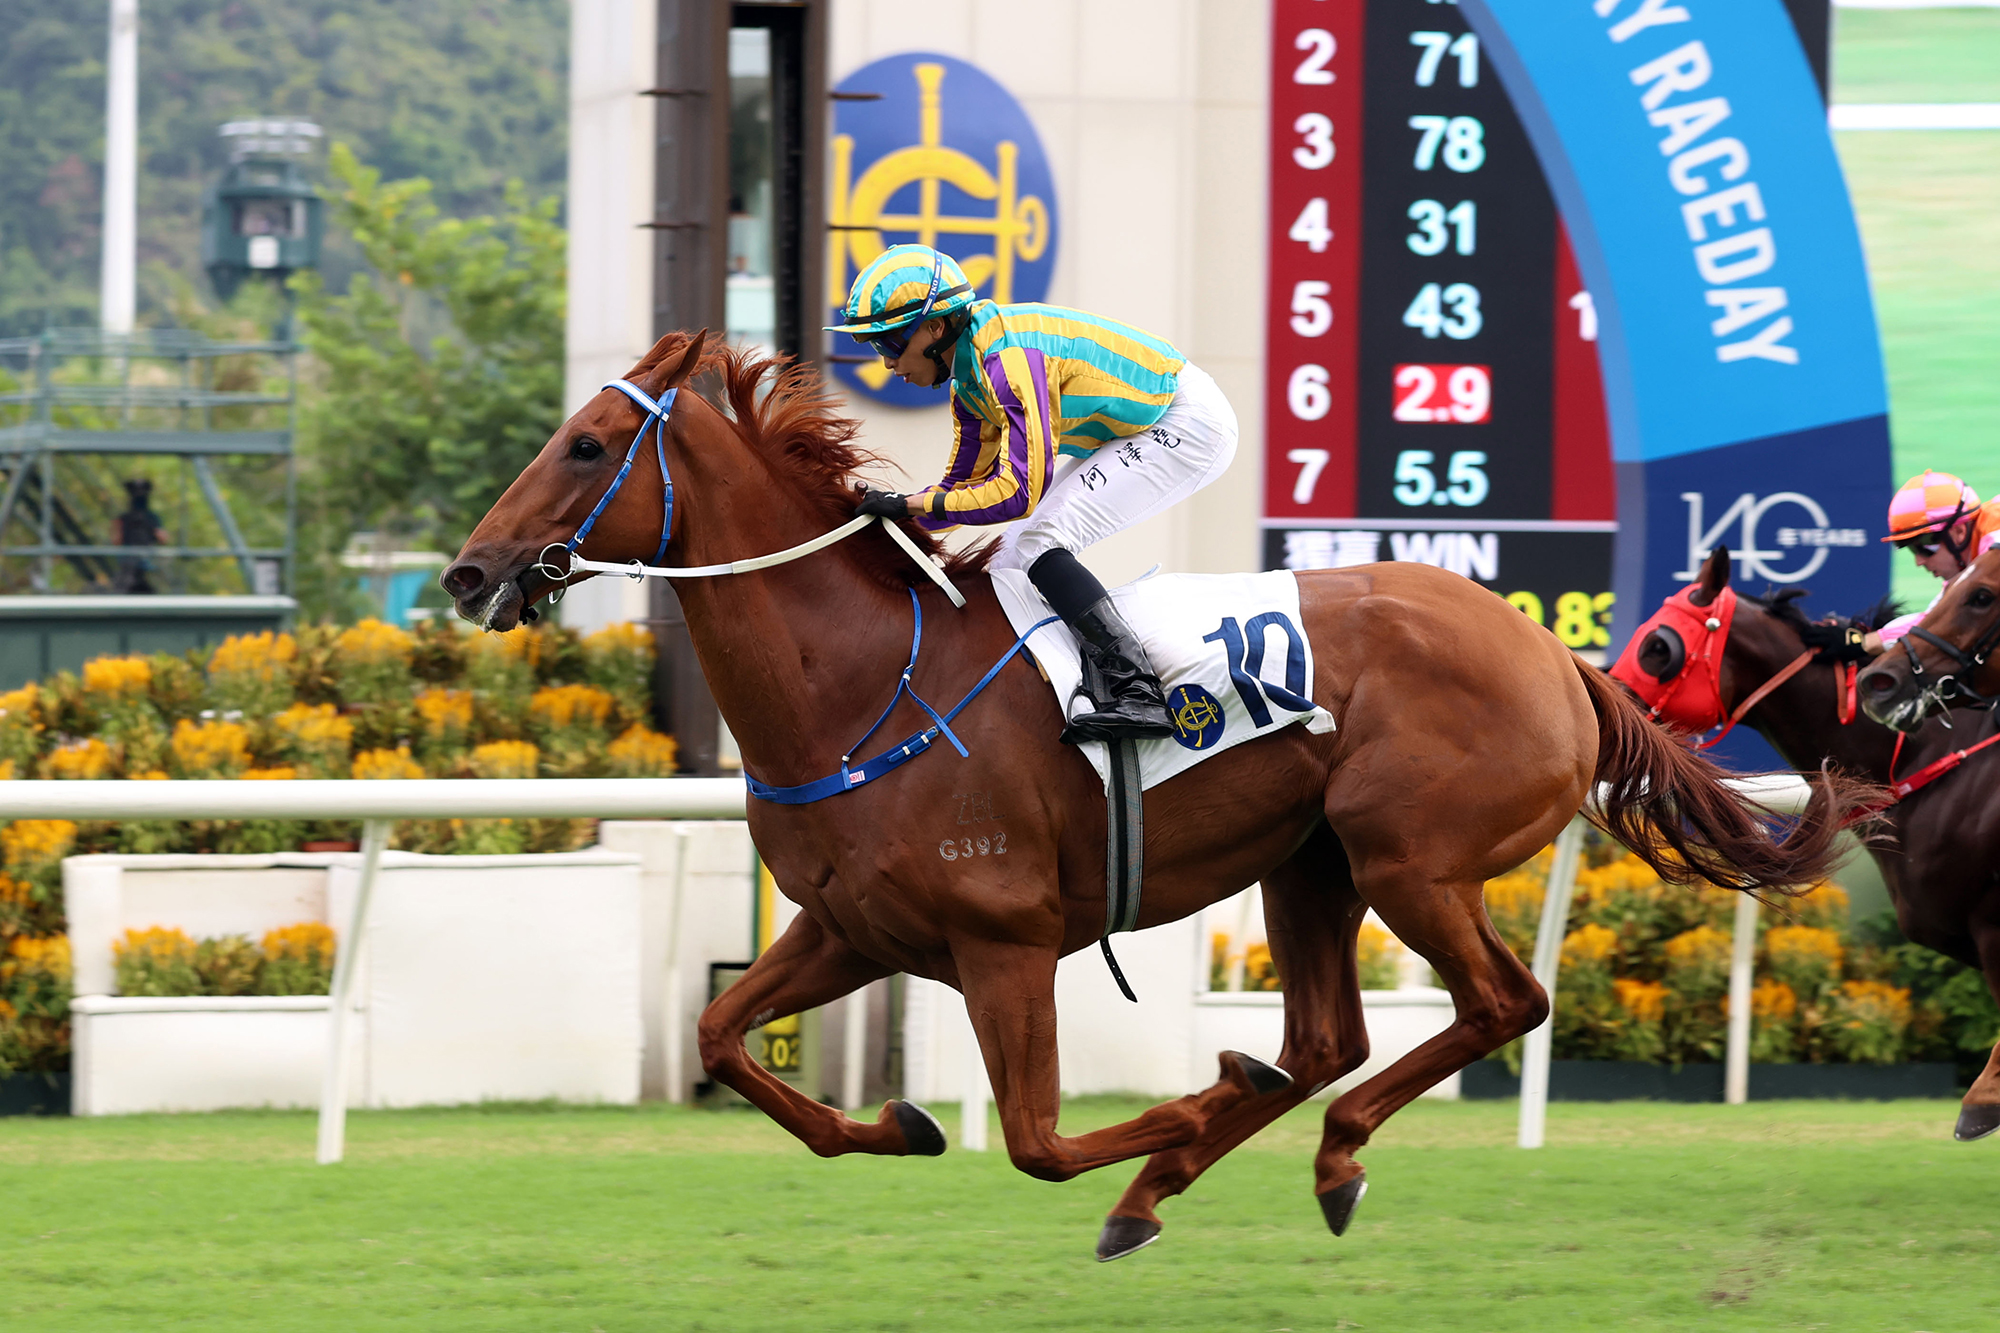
left=696, top=912, right=933, bottom=1158
left=955, top=939, right=1222, bottom=1183
left=1953, top=921, right=2000, bottom=1142
left=1313, top=867, right=1546, bottom=1232
left=1099, top=826, right=1371, bottom=1260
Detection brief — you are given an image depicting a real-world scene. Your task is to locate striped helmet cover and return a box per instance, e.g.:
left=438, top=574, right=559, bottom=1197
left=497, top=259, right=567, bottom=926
left=825, top=244, right=978, bottom=337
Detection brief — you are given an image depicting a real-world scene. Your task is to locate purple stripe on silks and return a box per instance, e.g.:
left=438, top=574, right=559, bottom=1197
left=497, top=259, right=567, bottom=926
left=912, top=401, right=989, bottom=532
left=946, top=349, right=1048, bottom=527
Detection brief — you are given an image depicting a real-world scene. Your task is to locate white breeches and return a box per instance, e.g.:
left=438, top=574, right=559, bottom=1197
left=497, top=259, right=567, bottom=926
left=987, top=361, right=1239, bottom=574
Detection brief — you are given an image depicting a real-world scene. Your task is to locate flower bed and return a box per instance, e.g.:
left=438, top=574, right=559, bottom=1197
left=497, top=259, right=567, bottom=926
left=0, top=619, right=677, bottom=1082
left=1482, top=834, right=2000, bottom=1078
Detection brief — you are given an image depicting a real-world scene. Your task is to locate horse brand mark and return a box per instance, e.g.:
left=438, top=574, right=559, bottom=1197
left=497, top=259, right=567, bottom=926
left=939, top=831, right=1007, bottom=862
left=954, top=791, right=1000, bottom=825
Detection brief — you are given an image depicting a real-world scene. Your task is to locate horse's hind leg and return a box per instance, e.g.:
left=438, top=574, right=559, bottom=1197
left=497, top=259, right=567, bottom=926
left=1099, top=824, right=1371, bottom=1260
left=953, top=938, right=1275, bottom=1184
left=696, top=912, right=937, bottom=1158
left=1952, top=921, right=2000, bottom=1141
left=1312, top=864, right=1546, bottom=1232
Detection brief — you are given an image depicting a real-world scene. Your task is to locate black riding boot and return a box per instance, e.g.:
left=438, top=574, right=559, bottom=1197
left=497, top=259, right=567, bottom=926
left=1027, top=548, right=1176, bottom=745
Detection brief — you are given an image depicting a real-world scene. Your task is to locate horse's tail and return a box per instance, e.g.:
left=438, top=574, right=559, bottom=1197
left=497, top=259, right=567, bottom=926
left=1570, top=656, right=1878, bottom=894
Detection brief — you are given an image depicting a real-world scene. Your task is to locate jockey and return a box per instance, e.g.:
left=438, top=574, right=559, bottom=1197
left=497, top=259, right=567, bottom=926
left=827, top=244, right=1239, bottom=745
left=1803, top=470, right=2000, bottom=660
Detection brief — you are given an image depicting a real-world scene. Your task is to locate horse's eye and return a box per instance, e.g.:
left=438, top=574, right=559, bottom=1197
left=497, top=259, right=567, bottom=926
left=570, top=437, right=604, bottom=462
left=1972, top=586, right=1997, bottom=609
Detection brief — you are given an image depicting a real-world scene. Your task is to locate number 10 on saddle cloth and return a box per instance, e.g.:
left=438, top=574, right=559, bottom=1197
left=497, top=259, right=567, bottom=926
left=992, top=567, right=1337, bottom=790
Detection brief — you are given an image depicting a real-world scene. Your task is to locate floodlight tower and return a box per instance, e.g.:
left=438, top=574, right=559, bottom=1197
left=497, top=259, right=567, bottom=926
left=201, top=120, right=326, bottom=338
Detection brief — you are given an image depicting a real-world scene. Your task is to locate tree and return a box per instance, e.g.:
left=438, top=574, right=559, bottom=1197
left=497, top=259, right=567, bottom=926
left=291, top=143, right=562, bottom=619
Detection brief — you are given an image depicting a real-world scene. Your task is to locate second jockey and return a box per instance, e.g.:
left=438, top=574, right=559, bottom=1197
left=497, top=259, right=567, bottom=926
left=1803, top=470, right=2000, bottom=660
left=827, top=244, right=1239, bottom=745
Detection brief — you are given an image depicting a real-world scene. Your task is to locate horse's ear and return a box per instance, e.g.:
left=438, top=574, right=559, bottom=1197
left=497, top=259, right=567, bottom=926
left=657, top=329, right=708, bottom=392
left=1689, top=546, right=1732, bottom=607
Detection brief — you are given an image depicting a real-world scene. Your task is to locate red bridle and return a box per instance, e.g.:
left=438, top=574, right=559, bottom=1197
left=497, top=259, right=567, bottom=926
left=1610, top=583, right=1859, bottom=749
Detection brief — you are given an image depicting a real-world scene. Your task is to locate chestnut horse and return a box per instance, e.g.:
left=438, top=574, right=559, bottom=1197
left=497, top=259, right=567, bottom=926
left=442, top=333, right=1869, bottom=1259
left=1622, top=548, right=2000, bottom=1139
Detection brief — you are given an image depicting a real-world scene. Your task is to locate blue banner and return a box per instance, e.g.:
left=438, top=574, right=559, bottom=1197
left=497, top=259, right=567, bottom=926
left=1460, top=0, right=1891, bottom=650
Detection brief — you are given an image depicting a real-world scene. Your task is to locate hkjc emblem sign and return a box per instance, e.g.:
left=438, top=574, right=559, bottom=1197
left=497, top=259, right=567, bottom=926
left=827, top=53, right=1059, bottom=408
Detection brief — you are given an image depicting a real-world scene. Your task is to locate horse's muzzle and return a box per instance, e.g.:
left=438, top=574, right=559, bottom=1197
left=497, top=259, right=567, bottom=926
left=1859, top=660, right=1929, bottom=732
left=443, top=557, right=544, bottom=632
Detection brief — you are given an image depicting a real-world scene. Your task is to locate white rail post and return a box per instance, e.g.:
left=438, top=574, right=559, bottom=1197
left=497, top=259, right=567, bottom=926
left=316, top=819, right=389, bottom=1165
left=662, top=829, right=691, bottom=1104
left=1518, top=817, right=1585, bottom=1150
left=961, top=996, right=989, bottom=1152
left=100, top=0, right=139, bottom=335
left=841, top=981, right=869, bottom=1111
left=1724, top=890, right=1760, bottom=1105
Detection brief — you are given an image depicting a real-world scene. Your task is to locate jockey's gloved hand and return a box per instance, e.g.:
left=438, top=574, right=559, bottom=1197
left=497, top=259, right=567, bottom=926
left=855, top=488, right=912, bottom=519
left=1799, top=618, right=1874, bottom=663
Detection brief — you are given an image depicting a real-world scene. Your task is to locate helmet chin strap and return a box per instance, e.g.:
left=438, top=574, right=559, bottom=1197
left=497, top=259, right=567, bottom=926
left=920, top=311, right=967, bottom=385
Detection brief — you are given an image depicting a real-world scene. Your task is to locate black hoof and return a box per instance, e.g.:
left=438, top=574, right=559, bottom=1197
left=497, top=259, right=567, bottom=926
left=1956, top=1102, right=2000, bottom=1142
left=1228, top=1051, right=1294, bottom=1096
left=1317, top=1171, right=1368, bottom=1236
left=1096, top=1214, right=1162, bottom=1262
left=892, top=1099, right=947, bottom=1156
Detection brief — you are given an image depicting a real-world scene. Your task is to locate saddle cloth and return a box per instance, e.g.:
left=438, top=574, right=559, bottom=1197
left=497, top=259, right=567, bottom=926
left=990, top=567, right=1337, bottom=792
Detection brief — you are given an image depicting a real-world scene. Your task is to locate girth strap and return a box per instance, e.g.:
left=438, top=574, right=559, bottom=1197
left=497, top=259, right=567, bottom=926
left=1099, top=735, right=1144, bottom=1004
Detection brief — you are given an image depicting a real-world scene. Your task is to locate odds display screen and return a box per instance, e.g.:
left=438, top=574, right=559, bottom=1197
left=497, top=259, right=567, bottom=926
left=1262, top=0, right=1618, bottom=653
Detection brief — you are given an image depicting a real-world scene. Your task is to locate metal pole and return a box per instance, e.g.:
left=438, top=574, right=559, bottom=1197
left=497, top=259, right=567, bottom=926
left=316, top=819, right=388, bottom=1165
left=1518, top=817, right=1584, bottom=1150
left=841, top=980, right=869, bottom=1111
left=661, top=829, right=690, bottom=1105
left=100, top=0, right=139, bottom=335
left=1724, top=891, right=1760, bottom=1105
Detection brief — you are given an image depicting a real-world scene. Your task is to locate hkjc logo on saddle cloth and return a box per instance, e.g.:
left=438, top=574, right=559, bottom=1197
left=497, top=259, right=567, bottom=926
left=828, top=53, right=1058, bottom=409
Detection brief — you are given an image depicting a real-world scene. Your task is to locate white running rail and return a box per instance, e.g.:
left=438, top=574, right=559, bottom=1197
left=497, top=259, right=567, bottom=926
left=1, top=778, right=748, bottom=1163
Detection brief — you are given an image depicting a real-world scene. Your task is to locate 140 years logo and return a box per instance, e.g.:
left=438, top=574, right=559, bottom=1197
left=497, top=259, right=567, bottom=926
left=828, top=53, right=1058, bottom=408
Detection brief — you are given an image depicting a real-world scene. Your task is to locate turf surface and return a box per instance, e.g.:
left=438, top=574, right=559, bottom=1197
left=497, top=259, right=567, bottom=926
left=2, top=1097, right=1993, bottom=1331
left=1832, top=9, right=2000, bottom=613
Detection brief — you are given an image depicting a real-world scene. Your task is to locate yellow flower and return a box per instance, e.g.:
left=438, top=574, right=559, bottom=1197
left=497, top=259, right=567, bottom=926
left=606, top=724, right=678, bottom=778
left=352, top=747, right=424, bottom=780
left=1612, top=978, right=1668, bottom=1023
left=209, top=630, right=298, bottom=678
left=1665, top=924, right=1730, bottom=968
left=274, top=702, right=354, bottom=747
left=334, top=618, right=414, bottom=666
left=0, top=759, right=14, bottom=781
left=115, top=925, right=196, bottom=966
left=469, top=625, right=539, bottom=666
left=46, top=737, right=113, bottom=780
left=6, top=933, right=72, bottom=985
left=583, top=622, right=651, bottom=657
left=0, top=682, right=37, bottom=721
left=1560, top=922, right=1618, bottom=967
left=1357, top=921, right=1403, bottom=990
left=469, top=740, right=539, bottom=780
left=1765, top=925, right=1843, bottom=972
left=1, top=820, right=77, bottom=870
left=1790, top=880, right=1851, bottom=933
left=170, top=718, right=252, bottom=778
left=529, top=683, right=615, bottom=732
left=82, top=655, right=152, bottom=697
left=1833, top=978, right=1912, bottom=1026
left=1749, top=978, right=1797, bottom=1021
left=414, top=688, right=474, bottom=738
left=243, top=767, right=297, bottom=780
left=262, top=921, right=336, bottom=963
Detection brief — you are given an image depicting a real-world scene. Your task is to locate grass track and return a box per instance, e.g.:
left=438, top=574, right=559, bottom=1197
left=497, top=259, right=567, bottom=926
left=2, top=1098, right=1994, bottom=1332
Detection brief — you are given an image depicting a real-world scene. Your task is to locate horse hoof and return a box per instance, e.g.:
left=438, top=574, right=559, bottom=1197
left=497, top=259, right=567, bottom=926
left=1096, top=1214, right=1162, bottom=1262
left=892, top=1100, right=948, bottom=1156
left=1955, top=1103, right=2000, bottom=1142
left=1228, top=1051, right=1294, bottom=1096
left=1317, top=1171, right=1368, bottom=1236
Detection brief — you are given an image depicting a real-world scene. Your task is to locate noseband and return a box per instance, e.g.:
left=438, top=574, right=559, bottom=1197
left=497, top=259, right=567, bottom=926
left=1896, top=605, right=2000, bottom=714
left=528, top=378, right=966, bottom=607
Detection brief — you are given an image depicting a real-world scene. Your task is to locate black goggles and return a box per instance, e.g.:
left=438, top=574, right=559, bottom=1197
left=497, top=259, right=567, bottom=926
left=864, top=322, right=919, bottom=360
left=1896, top=533, right=1945, bottom=557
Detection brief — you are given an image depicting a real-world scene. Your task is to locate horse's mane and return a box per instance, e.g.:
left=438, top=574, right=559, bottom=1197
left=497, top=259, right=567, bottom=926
left=643, top=332, right=994, bottom=589
left=1752, top=586, right=1903, bottom=632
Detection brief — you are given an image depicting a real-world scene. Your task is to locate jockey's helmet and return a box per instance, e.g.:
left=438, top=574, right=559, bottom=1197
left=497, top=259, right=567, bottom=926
left=1882, top=470, right=1980, bottom=545
left=825, top=245, right=977, bottom=339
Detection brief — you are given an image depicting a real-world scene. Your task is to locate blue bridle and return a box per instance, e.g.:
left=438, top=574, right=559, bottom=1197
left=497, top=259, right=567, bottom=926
left=558, top=379, right=679, bottom=567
